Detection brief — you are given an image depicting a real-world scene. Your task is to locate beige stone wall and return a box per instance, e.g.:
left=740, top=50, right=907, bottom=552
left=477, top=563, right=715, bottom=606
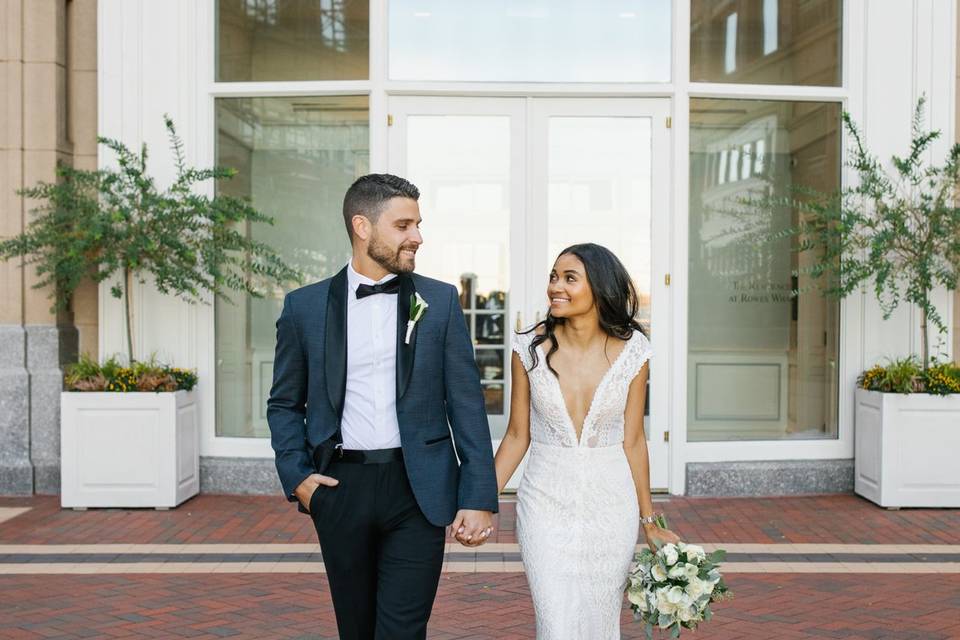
left=0, top=0, right=98, bottom=356
left=66, top=0, right=98, bottom=357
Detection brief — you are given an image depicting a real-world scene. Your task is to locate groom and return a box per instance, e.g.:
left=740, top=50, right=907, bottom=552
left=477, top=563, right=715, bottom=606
left=267, top=174, right=498, bottom=639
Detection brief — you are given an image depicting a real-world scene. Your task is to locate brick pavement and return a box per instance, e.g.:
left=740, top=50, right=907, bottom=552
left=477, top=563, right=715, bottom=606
left=0, top=494, right=958, bottom=639
left=2, top=573, right=959, bottom=639
left=1, top=494, right=957, bottom=545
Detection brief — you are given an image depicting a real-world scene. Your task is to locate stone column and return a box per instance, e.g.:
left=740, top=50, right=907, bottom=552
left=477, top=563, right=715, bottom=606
left=68, top=0, right=99, bottom=359
left=0, top=0, right=91, bottom=495
left=0, top=0, right=34, bottom=496
left=0, top=327, right=31, bottom=495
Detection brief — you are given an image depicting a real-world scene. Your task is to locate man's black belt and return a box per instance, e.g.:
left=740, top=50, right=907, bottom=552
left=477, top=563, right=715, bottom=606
left=336, top=447, right=404, bottom=464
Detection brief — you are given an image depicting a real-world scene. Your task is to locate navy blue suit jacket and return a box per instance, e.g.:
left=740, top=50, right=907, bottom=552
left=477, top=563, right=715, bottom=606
left=266, top=267, right=499, bottom=526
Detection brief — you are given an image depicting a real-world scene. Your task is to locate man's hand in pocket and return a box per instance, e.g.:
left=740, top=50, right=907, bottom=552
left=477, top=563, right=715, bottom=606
left=294, top=473, right=339, bottom=513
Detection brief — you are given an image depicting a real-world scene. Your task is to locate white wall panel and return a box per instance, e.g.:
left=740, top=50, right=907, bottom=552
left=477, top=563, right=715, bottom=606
left=857, top=0, right=955, bottom=369
left=98, top=0, right=203, bottom=411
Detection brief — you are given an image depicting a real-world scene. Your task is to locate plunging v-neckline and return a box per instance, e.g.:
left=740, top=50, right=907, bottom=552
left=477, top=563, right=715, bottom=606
left=536, top=333, right=634, bottom=446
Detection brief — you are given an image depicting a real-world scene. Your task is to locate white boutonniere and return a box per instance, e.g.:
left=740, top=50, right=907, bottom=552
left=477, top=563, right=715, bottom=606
left=405, top=292, right=428, bottom=344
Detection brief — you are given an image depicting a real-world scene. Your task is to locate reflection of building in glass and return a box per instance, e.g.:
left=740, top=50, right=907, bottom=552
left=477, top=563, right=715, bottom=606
left=218, top=0, right=369, bottom=82
left=698, top=112, right=781, bottom=284
left=244, top=0, right=277, bottom=25
left=689, top=99, right=841, bottom=442
left=319, top=0, right=348, bottom=53
left=214, top=95, right=369, bottom=439
left=691, top=0, right=842, bottom=86
left=458, top=272, right=508, bottom=416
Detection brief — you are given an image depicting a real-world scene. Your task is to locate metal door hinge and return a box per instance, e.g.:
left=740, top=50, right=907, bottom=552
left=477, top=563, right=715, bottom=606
left=664, top=273, right=671, bottom=286
left=387, top=114, right=394, bottom=126
left=663, top=431, right=670, bottom=442
left=666, top=116, right=672, bottom=129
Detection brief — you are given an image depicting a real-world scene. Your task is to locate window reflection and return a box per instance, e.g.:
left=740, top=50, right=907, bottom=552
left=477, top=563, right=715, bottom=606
left=217, top=0, right=368, bottom=81
left=242, top=0, right=277, bottom=26
left=320, top=0, right=348, bottom=53
left=691, top=0, right=841, bottom=86
left=404, top=115, right=512, bottom=427
left=762, top=0, right=778, bottom=55
left=214, top=96, right=369, bottom=438
left=725, top=13, right=738, bottom=74
left=688, top=99, right=840, bottom=442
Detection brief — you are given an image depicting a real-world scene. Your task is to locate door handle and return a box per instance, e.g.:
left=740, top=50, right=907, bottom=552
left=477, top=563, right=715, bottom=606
left=515, top=312, right=522, bottom=331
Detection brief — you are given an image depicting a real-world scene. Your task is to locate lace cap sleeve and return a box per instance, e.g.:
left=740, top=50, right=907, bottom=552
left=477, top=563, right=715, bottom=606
left=512, top=331, right=534, bottom=370
left=625, top=331, right=653, bottom=380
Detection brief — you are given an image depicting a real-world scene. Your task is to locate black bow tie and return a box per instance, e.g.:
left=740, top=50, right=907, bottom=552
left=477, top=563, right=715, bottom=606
left=355, top=278, right=401, bottom=299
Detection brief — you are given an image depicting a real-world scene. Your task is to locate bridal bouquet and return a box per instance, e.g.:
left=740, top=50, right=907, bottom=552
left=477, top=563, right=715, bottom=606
left=625, top=517, right=730, bottom=638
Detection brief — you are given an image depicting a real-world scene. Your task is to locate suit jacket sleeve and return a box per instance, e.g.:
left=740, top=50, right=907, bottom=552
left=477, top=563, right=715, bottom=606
left=267, top=293, right=314, bottom=502
left=442, top=286, right=499, bottom=513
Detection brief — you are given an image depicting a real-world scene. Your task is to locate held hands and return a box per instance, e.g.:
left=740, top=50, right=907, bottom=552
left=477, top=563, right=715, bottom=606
left=451, top=509, right=495, bottom=547
left=294, top=473, right=340, bottom=513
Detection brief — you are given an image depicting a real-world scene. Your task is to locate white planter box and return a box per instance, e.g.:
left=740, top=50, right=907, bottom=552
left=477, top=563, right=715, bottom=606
left=855, top=388, right=960, bottom=508
left=60, top=390, right=199, bottom=508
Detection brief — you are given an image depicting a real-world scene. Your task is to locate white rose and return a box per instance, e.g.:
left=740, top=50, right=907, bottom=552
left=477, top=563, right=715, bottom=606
left=678, top=604, right=700, bottom=623
left=627, top=587, right=647, bottom=611
left=666, top=586, right=686, bottom=605
left=660, top=544, right=679, bottom=566
left=655, top=587, right=677, bottom=616
left=651, top=563, right=668, bottom=582
left=668, top=563, right=687, bottom=579
left=684, top=544, right=706, bottom=563
left=684, top=577, right=706, bottom=599
left=684, top=563, right=700, bottom=580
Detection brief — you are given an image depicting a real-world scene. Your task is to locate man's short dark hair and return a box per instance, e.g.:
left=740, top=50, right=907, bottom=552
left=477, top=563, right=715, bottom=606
left=342, top=174, right=420, bottom=241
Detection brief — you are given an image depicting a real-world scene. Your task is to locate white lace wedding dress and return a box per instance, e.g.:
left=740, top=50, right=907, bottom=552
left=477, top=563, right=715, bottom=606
left=512, top=329, right=652, bottom=640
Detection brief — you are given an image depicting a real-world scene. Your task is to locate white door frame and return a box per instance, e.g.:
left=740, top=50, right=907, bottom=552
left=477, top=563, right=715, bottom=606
left=388, top=95, right=672, bottom=489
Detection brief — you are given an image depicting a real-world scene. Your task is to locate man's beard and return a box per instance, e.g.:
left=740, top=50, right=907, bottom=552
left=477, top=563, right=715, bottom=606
left=367, top=231, right=416, bottom=274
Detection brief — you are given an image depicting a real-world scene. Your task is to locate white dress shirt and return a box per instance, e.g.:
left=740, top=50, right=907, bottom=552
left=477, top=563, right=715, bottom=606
left=341, top=261, right=403, bottom=450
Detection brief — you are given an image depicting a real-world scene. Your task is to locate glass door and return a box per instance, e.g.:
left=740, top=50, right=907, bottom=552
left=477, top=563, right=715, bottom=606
left=529, top=98, right=671, bottom=489
left=388, top=97, right=526, bottom=443
left=389, top=96, right=670, bottom=489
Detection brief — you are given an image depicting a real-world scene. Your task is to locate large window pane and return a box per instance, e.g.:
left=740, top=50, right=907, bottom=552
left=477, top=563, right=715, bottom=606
left=691, top=0, right=841, bottom=86
left=546, top=114, right=655, bottom=436
left=217, top=0, right=368, bottom=81
left=403, top=114, right=512, bottom=433
left=215, top=96, right=369, bottom=438
left=546, top=116, right=652, bottom=327
left=688, top=99, right=840, bottom=442
left=389, top=1, right=671, bottom=82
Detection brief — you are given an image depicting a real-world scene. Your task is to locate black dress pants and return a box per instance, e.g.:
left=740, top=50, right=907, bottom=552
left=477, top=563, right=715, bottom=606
left=310, top=454, right=445, bottom=640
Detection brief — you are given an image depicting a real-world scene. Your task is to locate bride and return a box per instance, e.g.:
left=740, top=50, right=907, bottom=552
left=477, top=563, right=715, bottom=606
left=493, top=243, right=680, bottom=639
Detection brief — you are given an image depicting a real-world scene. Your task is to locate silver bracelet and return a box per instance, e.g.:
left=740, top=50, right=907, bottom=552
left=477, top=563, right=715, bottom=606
left=639, top=513, right=658, bottom=526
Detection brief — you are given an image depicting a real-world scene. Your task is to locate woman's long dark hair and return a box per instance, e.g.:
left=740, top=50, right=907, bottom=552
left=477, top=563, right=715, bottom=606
left=523, top=243, right=647, bottom=377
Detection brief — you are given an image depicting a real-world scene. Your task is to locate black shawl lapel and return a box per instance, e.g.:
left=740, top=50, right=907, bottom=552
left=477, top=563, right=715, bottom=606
left=396, top=274, right=417, bottom=399
left=324, top=267, right=348, bottom=419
